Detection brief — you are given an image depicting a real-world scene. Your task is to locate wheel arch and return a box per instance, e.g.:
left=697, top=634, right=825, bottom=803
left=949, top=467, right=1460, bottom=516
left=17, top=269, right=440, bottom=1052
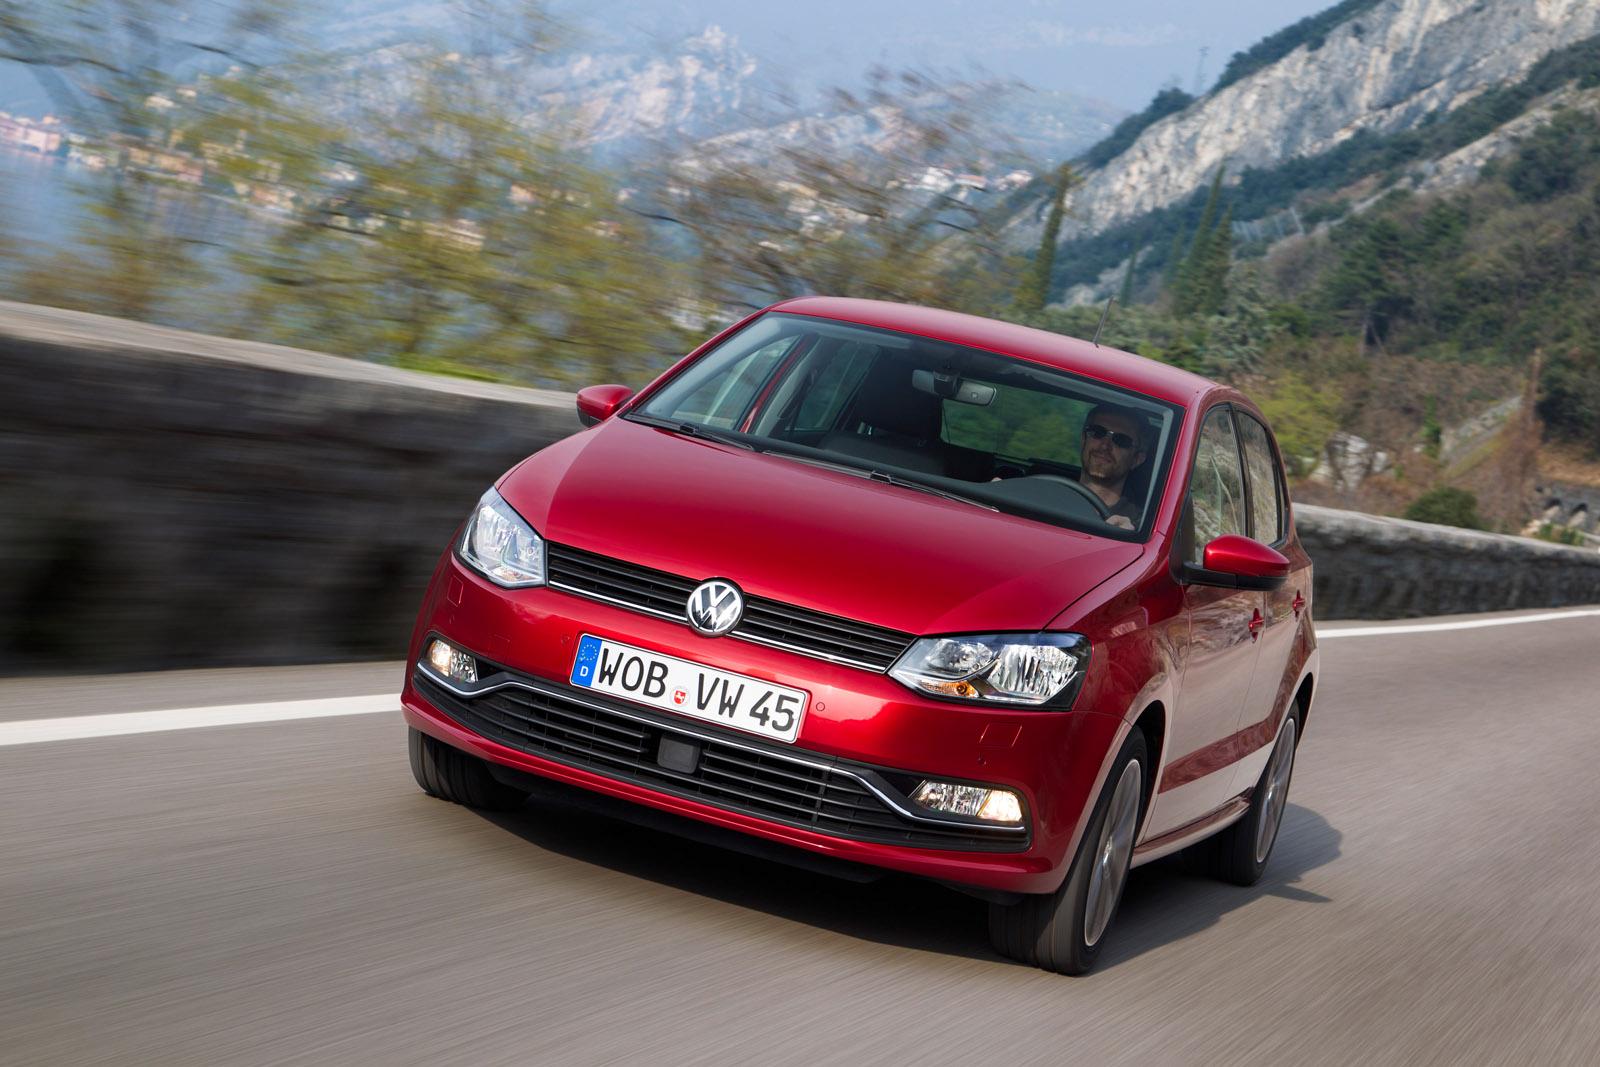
left=1130, top=700, right=1166, bottom=824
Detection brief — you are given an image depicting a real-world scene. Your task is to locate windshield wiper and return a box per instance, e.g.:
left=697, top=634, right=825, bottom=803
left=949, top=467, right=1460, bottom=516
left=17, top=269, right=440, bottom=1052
left=625, top=413, right=755, bottom=450
left=866, top=469, right=998, bottom=511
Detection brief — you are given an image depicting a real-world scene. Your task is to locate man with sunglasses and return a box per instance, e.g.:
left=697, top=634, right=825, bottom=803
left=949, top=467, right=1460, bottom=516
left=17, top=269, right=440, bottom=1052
left=1079, top=404, right=1149, bottom=530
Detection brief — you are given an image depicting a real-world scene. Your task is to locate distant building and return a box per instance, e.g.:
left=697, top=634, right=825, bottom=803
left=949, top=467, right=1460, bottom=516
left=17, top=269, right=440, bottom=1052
left=0, top=112, right=65, bottom=155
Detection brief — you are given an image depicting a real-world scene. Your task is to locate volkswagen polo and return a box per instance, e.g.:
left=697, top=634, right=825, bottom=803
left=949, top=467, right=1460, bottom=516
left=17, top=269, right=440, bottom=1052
left=402, top=297, right=1317, bottom=974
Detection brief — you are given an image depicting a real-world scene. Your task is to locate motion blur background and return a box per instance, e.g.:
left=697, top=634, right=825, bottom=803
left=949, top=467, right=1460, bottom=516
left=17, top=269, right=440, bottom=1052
left=5, top=6, right=1600, bottom=1063
left=3, top=0, right=1600, bottom=675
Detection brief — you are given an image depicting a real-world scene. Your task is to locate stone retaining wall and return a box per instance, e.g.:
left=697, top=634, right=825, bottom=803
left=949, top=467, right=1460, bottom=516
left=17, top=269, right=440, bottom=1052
left=1294, top=505, right=1600, bottom=620
left=3, top=302, right=1596, bottom=674
left=0, top=303, right=578, bottom=674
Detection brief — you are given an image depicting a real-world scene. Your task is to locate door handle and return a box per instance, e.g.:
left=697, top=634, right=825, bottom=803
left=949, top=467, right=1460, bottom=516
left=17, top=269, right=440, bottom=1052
left=1248, top=609, right=1264, bottom=641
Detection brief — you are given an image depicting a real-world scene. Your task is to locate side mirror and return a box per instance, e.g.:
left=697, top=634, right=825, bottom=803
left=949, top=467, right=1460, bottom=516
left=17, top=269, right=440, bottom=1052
left=1181, top=534, right=1290, bottom=591
left=575, top=384, right=634, bottom=427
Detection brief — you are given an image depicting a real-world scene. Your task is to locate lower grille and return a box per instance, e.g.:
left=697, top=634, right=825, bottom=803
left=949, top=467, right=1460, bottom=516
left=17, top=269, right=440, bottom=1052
left=414, top=670, right=1024, bottom=852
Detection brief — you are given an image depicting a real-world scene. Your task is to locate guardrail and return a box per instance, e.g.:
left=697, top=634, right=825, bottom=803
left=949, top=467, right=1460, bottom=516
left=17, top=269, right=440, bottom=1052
left=3, top=301, right=1596, bottom=673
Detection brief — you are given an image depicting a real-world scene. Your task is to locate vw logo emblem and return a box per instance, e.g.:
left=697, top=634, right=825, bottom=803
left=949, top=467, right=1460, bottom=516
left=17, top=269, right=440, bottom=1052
left=687, top=579, right=744, bottom=637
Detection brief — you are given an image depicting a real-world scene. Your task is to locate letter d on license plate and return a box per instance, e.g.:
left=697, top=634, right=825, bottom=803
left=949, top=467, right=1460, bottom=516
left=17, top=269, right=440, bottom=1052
left=570, top=635, right=808, bottom=743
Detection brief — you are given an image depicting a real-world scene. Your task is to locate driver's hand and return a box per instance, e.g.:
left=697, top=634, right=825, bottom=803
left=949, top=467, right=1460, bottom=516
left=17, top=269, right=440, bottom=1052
left=1107, top=515, right=1134, bottom=530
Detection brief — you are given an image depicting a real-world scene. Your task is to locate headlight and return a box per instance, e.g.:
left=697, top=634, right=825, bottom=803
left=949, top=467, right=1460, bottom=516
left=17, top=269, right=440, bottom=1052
left=889, top=633, right=1088, bottom=707
left=457, top=487, right=545, bottom=587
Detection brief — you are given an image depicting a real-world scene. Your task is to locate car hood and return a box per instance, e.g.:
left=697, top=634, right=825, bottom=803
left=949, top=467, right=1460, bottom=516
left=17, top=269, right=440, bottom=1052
left=499, top=418, right=1144, bottom=635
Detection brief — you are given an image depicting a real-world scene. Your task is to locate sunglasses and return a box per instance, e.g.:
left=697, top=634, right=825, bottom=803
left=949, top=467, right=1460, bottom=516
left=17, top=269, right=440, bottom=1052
left=1084, top=423, right=1137, bottom=450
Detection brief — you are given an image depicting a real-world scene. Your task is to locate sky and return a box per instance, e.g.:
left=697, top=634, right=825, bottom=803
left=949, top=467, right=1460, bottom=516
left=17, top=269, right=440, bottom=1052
left=555, top=0, right=1344, bottom=110
left=0, top=0, right=1342, bottom=116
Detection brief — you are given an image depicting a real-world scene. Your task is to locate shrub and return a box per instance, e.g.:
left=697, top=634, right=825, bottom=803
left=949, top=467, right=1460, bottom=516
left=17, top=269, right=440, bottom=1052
left=1403, top=486, right=1484, bottom=529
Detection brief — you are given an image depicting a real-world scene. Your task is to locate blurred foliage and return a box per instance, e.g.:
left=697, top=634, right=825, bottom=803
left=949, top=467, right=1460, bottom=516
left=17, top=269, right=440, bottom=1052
left=631, top=70, right=1018, bottom=317
left=1535, top=522, right=1587, bottom=546
left=203, top=46, right=690, bottom=383
left=1, top=0, right=294, bottom=321
left=1, top=4, right=1027, bottom=386
left=1403, top=487, right=1484, bottom=530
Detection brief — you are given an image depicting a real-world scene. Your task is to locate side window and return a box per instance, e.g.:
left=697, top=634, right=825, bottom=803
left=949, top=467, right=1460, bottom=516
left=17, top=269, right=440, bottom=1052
left=792, top=341, right=874, bottom=433
left=1187, top=407, right=1247, bottom=564
left=1237, top=414, right=1285, bottom=545
left=673, top=336, right=795, bottom=428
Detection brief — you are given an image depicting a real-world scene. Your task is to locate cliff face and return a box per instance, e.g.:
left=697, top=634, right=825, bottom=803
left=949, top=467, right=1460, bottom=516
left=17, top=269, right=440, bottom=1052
left=1049, top=0, right=1600, bottom=242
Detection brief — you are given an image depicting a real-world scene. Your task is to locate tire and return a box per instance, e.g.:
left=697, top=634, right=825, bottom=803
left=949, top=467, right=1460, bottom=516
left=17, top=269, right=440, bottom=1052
left=408, top=727, right=529, bottom=811
left=988, top=730, right=1148, bottom=975
left=1209, top=711, right=1299, bottom=886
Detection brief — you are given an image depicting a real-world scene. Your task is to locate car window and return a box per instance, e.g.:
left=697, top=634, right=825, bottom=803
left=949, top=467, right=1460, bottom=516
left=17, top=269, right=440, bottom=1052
left=792, top=341, right=875, bottom=433
left=1187, top=407, right=1247, bottom=564
left=635, top=313, right=1182, bottom=541
left=1236, top=413, right=1284, bottom=546
left=671, top=334, right=796, bottom=428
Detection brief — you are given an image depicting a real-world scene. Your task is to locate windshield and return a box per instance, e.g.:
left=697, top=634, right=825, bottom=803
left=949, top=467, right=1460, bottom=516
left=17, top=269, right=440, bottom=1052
left=633, top=313, right=1182, bottom=539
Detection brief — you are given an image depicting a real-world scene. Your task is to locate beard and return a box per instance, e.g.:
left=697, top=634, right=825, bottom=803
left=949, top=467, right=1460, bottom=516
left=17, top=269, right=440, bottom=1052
left=1083, top=450, right=1121, bottom=480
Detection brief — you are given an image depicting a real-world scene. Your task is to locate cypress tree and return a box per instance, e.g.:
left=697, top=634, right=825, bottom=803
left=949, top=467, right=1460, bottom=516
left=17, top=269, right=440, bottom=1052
left=1174, top=165, right=1227, bottom=316
left=1013, top=163, right=1078, bottom=314
left=1119, top=237, right=1142, bottom=306
left=1165, top=225, right=1188, bottom=289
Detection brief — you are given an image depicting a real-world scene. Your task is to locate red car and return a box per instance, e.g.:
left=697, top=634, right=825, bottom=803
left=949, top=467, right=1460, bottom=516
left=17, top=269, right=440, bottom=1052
left=403, top=297, right=1317, bottom=974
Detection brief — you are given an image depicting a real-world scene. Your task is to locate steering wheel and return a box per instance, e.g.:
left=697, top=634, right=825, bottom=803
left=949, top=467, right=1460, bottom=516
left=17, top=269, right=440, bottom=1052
left=1033, top=473, right=1113, bottom=519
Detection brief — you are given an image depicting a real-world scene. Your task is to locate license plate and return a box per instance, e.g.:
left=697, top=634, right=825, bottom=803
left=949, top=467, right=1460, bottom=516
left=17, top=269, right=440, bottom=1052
left=569, top=634, right=808, bottom=743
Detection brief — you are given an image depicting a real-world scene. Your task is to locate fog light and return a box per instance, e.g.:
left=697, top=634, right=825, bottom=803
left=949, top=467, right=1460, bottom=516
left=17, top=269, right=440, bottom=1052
left=978, top=790, right=1023, bottom=824
left=910, top=780, right=1023, bottom=824
left=426, top=638, right=477, bottom=685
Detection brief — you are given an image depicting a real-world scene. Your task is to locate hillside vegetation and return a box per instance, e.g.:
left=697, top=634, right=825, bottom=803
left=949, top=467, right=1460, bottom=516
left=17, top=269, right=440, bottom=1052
left=1001, top=97, right=1600, bottom=531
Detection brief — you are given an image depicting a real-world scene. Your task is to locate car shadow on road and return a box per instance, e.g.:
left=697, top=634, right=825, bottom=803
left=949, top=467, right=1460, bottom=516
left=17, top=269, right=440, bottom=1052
left=477, top=779, right=998, bottom=961
left=474, top=773, right=1343, bottom=968
left=1095, top=802, right=1342, bottom=971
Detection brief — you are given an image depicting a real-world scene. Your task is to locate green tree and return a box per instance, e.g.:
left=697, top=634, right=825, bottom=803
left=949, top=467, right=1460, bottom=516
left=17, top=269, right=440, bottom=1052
left=1118, top=236, right=1142, bottom=306
left=1539, top=347, right=1600, bottom=456
left=1172, top=166, right=1229, bottom=316
left=1013, top=163, right=1078, bottom=313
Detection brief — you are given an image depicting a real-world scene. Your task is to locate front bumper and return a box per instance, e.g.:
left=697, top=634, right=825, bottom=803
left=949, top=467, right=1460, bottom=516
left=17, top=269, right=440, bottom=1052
left=403, top=553, right=1126, bottom=894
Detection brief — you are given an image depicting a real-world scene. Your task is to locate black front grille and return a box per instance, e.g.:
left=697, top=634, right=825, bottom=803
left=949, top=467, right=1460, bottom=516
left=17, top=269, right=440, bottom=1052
left=545, top=543, right=914, bottom=672
left=415, top=670, right=1024, bottom=852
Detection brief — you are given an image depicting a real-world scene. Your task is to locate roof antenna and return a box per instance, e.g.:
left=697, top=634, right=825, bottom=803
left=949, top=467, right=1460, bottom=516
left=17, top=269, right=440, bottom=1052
left=1092, top=296, right=1115, bottom=347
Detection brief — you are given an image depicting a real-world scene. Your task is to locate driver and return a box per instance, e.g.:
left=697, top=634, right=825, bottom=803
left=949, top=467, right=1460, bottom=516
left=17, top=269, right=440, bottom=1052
left=1079, top=404, right=1149, bottom=530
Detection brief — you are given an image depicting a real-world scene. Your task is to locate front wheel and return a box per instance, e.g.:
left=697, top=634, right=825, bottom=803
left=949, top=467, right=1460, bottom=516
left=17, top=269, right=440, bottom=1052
left=408, top=727, right=530, bottom=811
left=988, top=730, right=1147, bottom=975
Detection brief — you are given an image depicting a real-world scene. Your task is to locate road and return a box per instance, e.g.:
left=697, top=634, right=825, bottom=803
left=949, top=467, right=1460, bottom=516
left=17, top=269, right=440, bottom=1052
left=3, top=608, right=1599, bottom=1065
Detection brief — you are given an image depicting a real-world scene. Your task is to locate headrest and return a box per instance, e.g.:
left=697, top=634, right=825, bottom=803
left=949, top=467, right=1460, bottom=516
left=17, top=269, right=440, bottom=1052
left=851, top=358, right=942, bottom=441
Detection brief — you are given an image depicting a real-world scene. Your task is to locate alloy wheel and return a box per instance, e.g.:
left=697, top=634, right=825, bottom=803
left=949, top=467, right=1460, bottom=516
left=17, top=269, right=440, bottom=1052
left=1254, top=717, right=1298, bottom=864
left=1083, top=759, right=1143, bottom=947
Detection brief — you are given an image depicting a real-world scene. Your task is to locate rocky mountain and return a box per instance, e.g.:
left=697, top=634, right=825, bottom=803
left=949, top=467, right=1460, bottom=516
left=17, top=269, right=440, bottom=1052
left=1022, top=0, right=1600, bottom=252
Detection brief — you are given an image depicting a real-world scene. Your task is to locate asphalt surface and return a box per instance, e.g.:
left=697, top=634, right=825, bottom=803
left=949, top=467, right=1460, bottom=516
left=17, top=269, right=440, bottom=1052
left=4, top=608, right=1600, bottom=1065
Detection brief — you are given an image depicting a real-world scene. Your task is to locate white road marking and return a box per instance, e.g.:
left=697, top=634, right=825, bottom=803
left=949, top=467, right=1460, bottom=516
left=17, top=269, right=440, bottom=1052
left=5, top=604, right=1598, bottom=745
left=0, top=694, right=397, bottom=747
left=1320, top=607, right=1600, bottom=639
